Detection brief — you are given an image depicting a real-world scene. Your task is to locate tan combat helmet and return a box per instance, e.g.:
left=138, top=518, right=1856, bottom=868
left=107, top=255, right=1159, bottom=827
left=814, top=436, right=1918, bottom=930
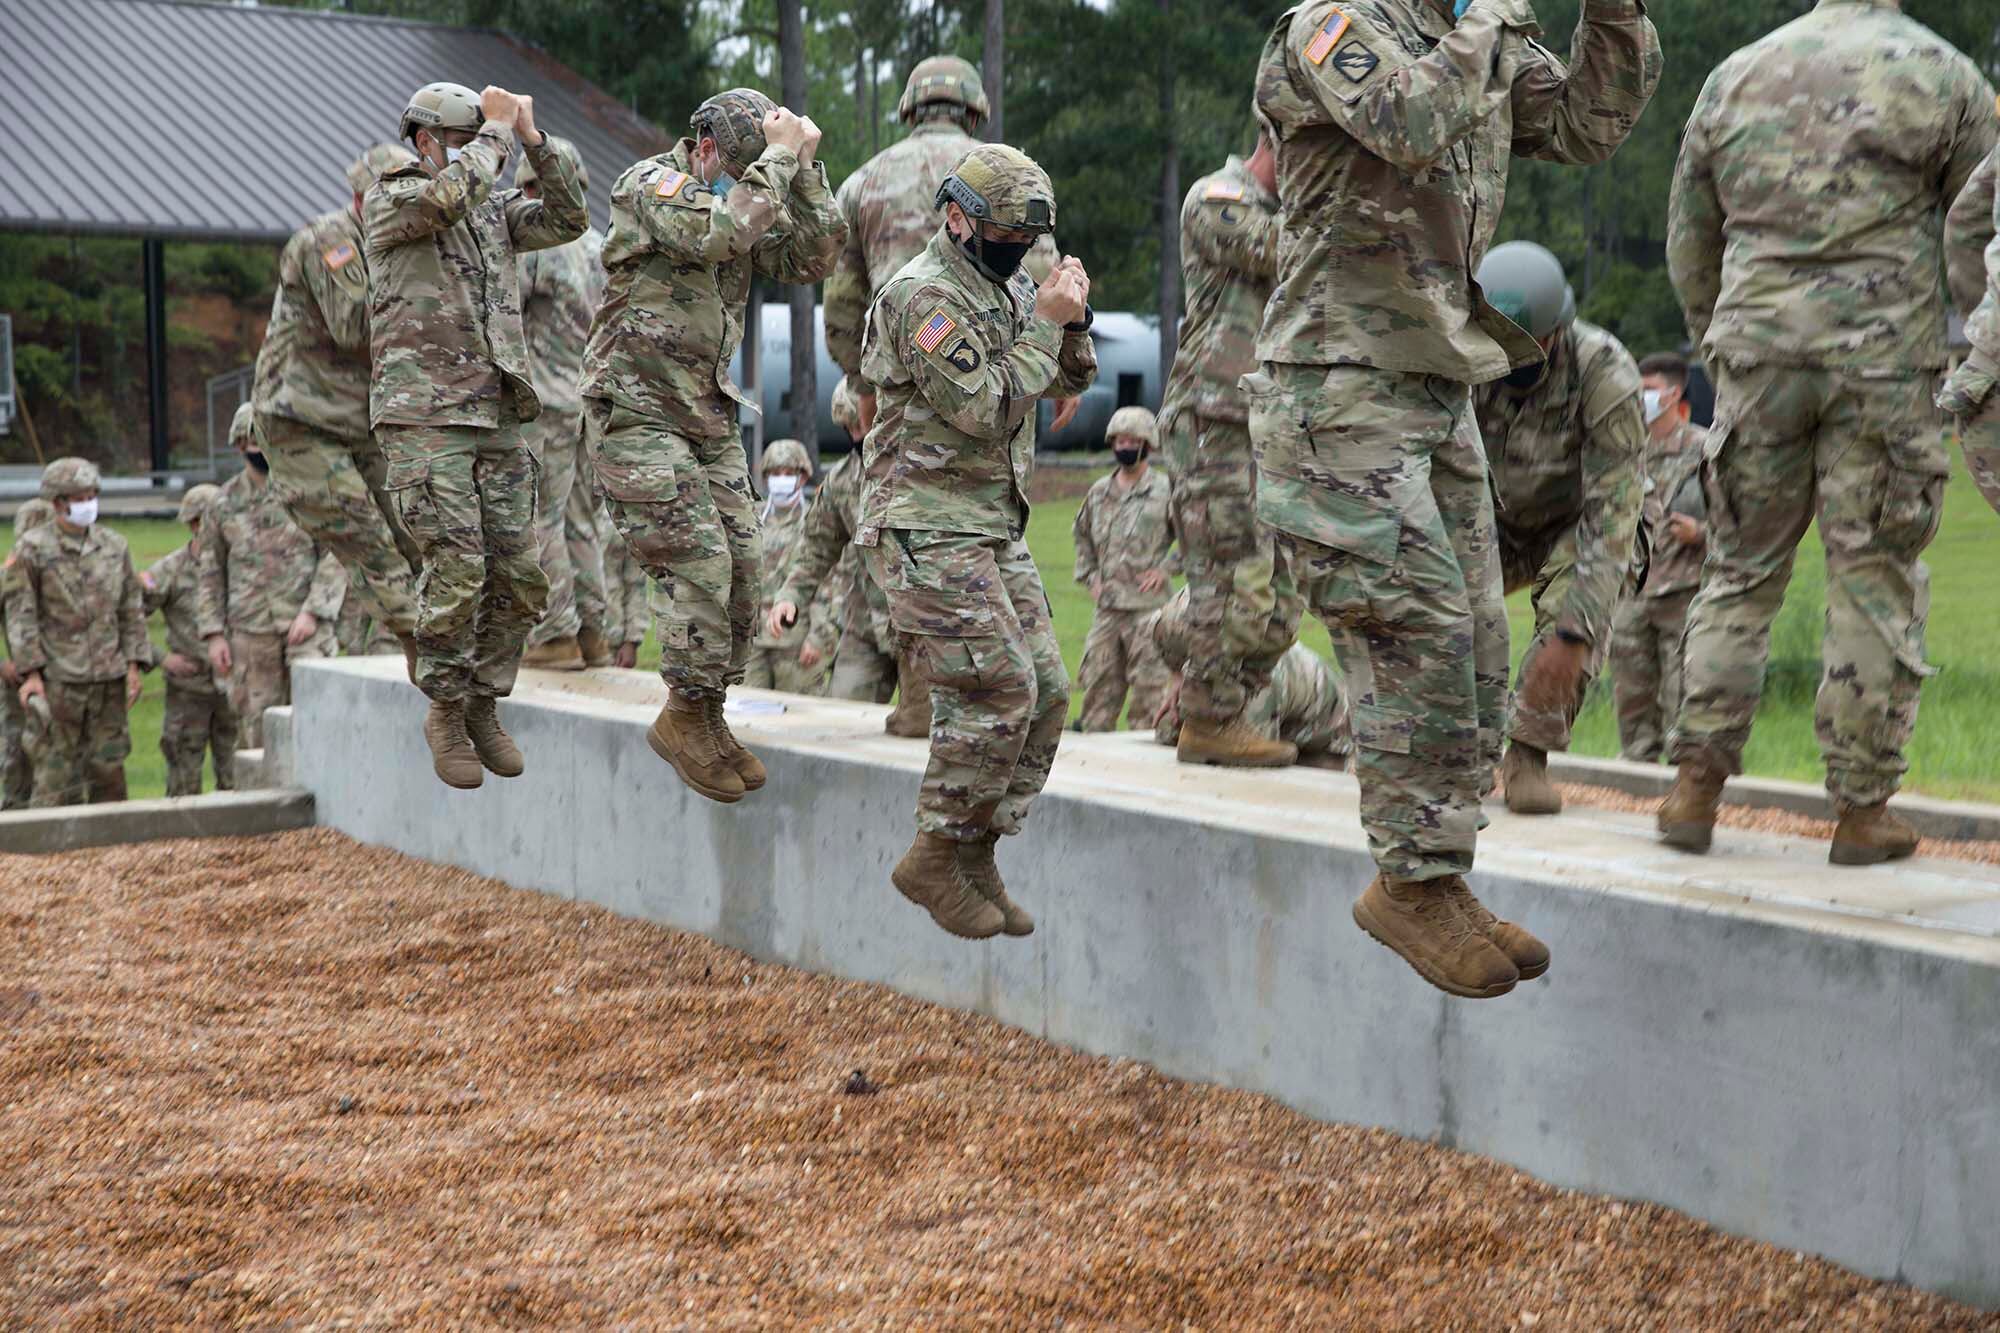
left=1106, top=406, right=1157, bottom=449
left=39, top=457, right=101, bottom=500
left=399, top=81, right=483, bottom=143
left=937, top=144, right=1056, bottom=234
left=347, top=142, right=419, bottom=194
left=229, top=402, right=257, bottom=451
left=691, top=88, right=778, bottom=176
left=760, top=438, right=813, bottom=476
left=830, top=375, right=863, bottom=435
left=898, top=55, right=988, bottom=127
left=12, top=497, right=55, bottom=535
left=177, top=483, right=221, bottom=527
left=515, top=137, right=588, bottom=195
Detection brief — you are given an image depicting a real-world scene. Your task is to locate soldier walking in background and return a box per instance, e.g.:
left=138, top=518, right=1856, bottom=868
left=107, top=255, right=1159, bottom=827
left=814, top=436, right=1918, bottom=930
left=515, top=141, right=611, bottom=672
left=856, top=146, right=1096, bottom=940
left=367, top=80, right=587, bottom=789
left=1, top=499, right=55, bottom=809
left=1073, top=406, right=1178, bottom=731
left=1612, top=352, right=1708, bottom=764
left=5, top=459, right=148, bottom=807
left=582, top=89, right=844, bottom=804
left=1471, top=242, right=1645, bottom=816
left=200, top=407, right=346, bottom=751
left=254, top=144, right=424, bottom=680
left=142, top=485, right=238, bottom=796
left=1662, top=1, right=1997, bottom=864
left=744, top=439, right=834, bottom=694
left=1252, top=0, right=1658, bottom=996
left=1942, top=138, right=2000, bottom=515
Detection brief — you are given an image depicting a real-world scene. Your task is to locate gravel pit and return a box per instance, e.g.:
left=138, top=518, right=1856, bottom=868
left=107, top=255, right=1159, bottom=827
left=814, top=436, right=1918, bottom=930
left=0, top=829, right=1992, bottom=1329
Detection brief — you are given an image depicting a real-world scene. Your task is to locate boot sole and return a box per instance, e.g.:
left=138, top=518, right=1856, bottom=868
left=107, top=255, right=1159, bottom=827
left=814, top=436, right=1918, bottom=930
left=1504, top=795, right=1563, bottom=816
left=647, top=725, right=745, bottom=804
left=883, top=721, right=929, bottom=738
left=476, top=754, right=525, bottom=778
left=1351, top=898, right=1517, bottom=1000
left=1829, top=841, right=1918, bottom=867
left=1515, top=958, right=1551, bottom=981
left=890, top=868, right=1003, bottom=940
left=433, top=765, right=484, bottom=791
left=1176, top=748, right=1297, bottom=769
left=1659, top=820, right=1714, bottom=853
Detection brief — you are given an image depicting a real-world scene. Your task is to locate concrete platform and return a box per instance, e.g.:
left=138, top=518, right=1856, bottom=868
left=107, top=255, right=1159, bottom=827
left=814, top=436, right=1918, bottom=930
left=0, top=788, right=314, bottom=854
left=284, top=657, right=2000, bottom=1307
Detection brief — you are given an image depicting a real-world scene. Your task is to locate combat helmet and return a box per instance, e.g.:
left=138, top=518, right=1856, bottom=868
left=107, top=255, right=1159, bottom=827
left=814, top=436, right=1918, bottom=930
left=515, top=137, right=589, bottom=195
left=1105, top=406, right=1157, bottom=449
left=1476, top=241, right=1572, bottom=341
left=938, top=144, right=1056, bottom=234
left=347, top=142, right=419, bottom=194
left=178, top=483, right=221, bottom=527
left=830, top=375, right=863, bottom=435
left=692, top=88, right=778, bottom=176
left=12, top=498, right=54, bottom=535
left=39, top=457, right=101, bottom=500
left=229, top=402, right=257, bottom=451
left=898, top=56, right=988, bottom=126
left=760, top=438, right=813, bottom=475
left=400, top=82, right=483, bottom=143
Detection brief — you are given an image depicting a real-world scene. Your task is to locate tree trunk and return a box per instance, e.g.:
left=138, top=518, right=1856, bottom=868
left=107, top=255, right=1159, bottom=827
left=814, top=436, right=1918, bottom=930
left=854, top=37, right=866, bottom=147
left=869, top=48, right=880, bottom=156
left=1156, top=0, right=1180, bottom=394
left=984, top=0, right=1004, bottom=142
left=778, top=0, right=819, bottom=459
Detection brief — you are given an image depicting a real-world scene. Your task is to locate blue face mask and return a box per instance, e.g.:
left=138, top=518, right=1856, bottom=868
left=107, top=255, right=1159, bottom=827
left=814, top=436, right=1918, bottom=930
left=1454, top=0, right=1474, bottom=16
left=711, top=172, right=736, bottom=198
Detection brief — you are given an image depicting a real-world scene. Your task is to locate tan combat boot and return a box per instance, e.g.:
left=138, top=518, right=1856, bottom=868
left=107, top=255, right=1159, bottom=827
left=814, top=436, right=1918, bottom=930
left=1501, top=742, right=1563, bottom=815
left=1351, top=874, right=1519, bottom=999
left=1830, top=802, right=1920, bottom=866
left=884, top=662, right=932, bottom=738
left=397, top=633, right=421, bottom=685
left=463, top=696, right=524, bottom=777
left=1298, top=748, right=1349, bottom=772
left=891, top=831, right=1005, bottom=939
left=647, top=691, right=746, bottom=803
left=960, top=833, right=1034, bottom=937
left=1443, top=879, right=1550, bottom=980
left=1657, top=760, right=1727, bottom=853
left=578, top=627, right=613, bottom=668
left=521, top=636, right=586, bottom=671
left=423, top=698, right=484, bottom=790
left=1177, top=714, right=1298, bottom=768
left=704, top=695, right=767, bottom=792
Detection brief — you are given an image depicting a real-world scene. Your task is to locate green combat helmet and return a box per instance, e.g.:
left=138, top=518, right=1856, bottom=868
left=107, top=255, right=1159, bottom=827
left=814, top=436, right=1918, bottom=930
left=515, top=137, right=588, bottom=195
left=1106, top=406, right=1157, bottom=447
left=177, top=483, right=221, bottom=527
left=1477, top=241, right=1572, bottom=340
left=12, top=497, right=54, bottom=535
left=399, top=81, right=483, bottom=142
left=759, top=438, right=813, bottom=476
left=830, top=375, right=863, bottom=436
left=40, top=457, right=100, bottom=500
left=937, top=144, right=1055, bottom=281
left=898, top=55, right=989, bottom=126
left=691, top=88, right=778, bottom=177
left=347, top=142, right=418, bottom=194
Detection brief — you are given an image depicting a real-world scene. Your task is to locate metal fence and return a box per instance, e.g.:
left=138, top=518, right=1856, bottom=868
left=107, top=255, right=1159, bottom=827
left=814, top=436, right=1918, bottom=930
left=0, top=314, right=15, bottom=437
left=205, top=365, right=253, bottom=475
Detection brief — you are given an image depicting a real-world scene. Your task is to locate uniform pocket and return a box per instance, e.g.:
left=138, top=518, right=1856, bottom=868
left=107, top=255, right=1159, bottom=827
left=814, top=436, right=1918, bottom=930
left=883, top=534, right=998, bottom=638
left=594, top=461, right=679, bottom=504
left=1875, top=426, right=1951, bottom=556
left=1349, top=701, right=1414, bottom=756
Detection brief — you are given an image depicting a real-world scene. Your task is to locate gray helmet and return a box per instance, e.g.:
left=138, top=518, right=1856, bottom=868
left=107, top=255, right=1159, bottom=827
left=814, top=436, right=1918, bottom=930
left=229, top=402, right=257, bottom=451
left=400, top=81, right=483, bottom=143
left=40, top=457, right=101, bottom=500
left=347, top=142, right=418, bottom=194
left=692, top=88, right=777, bottom=176
left=898, top=56, right=989, bottom=124
left=830, top=375, right=863, bottom=434
left=178, top=483, right=221, bottom=527
left=760, top=438, right=813, bottom=475
left=12, top=497, right=54, bottom=535
left=1106, top=406, right=1157, bottom=447
left=1477, top=241, right=1571, bottom=340
left=516, top=137, right=588, bottom=195
left=937, top=144, right=1056, bottom=234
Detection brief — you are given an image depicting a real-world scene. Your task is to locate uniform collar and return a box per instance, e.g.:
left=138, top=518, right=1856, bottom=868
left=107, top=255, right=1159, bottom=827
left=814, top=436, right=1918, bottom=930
left=909, top=120, right=967, bottom=140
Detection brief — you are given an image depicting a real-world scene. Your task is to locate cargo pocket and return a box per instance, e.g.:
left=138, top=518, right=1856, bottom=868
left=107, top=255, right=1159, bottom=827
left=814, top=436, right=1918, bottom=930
left=1875, top=428, right=1951, bottom=557
left=884, top=534, right=997, bottom=638
left=1349, top=701, right=1414, bottom=756
left=382, top=455, right=439, bottom=545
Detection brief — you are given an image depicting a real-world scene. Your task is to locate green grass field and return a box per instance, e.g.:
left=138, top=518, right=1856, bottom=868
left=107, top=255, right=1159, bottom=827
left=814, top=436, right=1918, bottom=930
left=10, top=457, right=1999, bottom=803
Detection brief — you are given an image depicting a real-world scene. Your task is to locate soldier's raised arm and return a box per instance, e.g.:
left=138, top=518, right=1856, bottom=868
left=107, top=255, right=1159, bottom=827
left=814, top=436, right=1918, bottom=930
left=890, top=277, right=1072, bottom=439
left=752, top=119, right=847, bottom=285
left=1508, top=0, right=1663, bottom=166
left=502, top=111, right=589, bottom=253
left=1181, top=177, right=1277, bottom=284
left=364, top=84, right=515, bottom=249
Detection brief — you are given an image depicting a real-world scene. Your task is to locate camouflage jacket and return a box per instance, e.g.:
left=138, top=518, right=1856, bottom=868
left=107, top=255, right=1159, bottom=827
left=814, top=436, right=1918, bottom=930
left=254, top=206, right=371, bottom=439
left=1073, top=466, right=1180, bottom=611
left=198, top=470, right=346, bottom=638
left=1153, top=591, right=1346, bottom=752
left=1161, top=156, right=1278, bottom=430
left=582, top=139, right=844, bottom=442
left=751, top=496, right=841, bottom=651
left=595, top=506, right=650, bottom=648
left=517, top=226, right=607, bottom=418
left=142, top=544, right=223, bottom=695
left=1254, top=0, right=1660, bottom=380
left=1473, top=317, right=1644, bottom=645
left=775, top=451, right=892, bottom=659
left=4, top=523, right=147, bottom=683
left=363, top=126, right=588, bottom=428
left=858, top=229, right=1098, bottom=542
left=1668, top=0, right=1996, bottom=373
left=1951, top=143, right=2000, bottom=374
left=1634, top=420, right=1708, bottom=599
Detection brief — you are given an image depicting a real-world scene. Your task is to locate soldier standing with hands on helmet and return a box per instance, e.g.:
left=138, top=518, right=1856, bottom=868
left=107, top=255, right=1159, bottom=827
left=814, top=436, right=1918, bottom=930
left=1073, top=405, right=1179, bottom=732
left=581, top=90, right=845, bottom=805
left=856, top=145, right=1096, bottom=941
left=366, top=80, right=587, bottom=790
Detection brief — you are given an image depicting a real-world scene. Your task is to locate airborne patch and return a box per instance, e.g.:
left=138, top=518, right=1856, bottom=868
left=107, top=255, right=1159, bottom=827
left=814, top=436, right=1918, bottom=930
left=1304, top=10, right=1349, bottom=66
left=322, top=242, right=358, bottom=271
left=915, top=308, right=957, bottom=354
left=1331, top=42, right=1379, bottom=83
left=655, top=168, right=690, bottom=199
left=1205, top=181, right=1244, bottom=202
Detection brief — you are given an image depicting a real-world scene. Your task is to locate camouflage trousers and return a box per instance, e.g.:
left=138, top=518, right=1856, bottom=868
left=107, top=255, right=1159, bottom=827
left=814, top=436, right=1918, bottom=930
left=380, top=409, right=549, bottom=703
left=1252, top=364, right=1508, bottom=881
left=1672, top=364, right=1948, bottom=808
left=228, top=627, right=334, bottom=749
left=1163, top=410, right=1301, bottom=725
left=257, top=413, right=420, bottom=639
left=1, top=686, right=29, bottom=810
left=566, top=470, right=611, bottom=643
left=26, top=678, right=130, bottom=808
left=744, top=643, right=829, bottom=695
left=1953, top=395, right=2000, bottom=518
left=526, top=409, right=601, bottom=648
left=1077, top=605, right=1173, bottom=731
left=585, top=400, right=756, bottom=696
left=1499, top=521, right=1599, bottom=754
left=161, top=684, right=238, bottom=797
left=863, top=532, right=1069, bottom=841
left=1611, top=588, right=1693, bottom=764
left=334, top=597, right=403, bottom=657
left=825, top=562, right=898, bottom=704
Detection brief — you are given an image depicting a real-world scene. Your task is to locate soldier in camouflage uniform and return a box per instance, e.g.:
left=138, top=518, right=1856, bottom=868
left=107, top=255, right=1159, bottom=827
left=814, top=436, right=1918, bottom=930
left=367, top=80, right=588, bottom=789
left=1471, top=242, right=1644, bottom=816
left=141, top=485, right=238, bottom=796
left=595, top=500, right=649, bottom=669
left=744, top=439, right=834, bottom=693
left=1942, top=138, right=2000, bottom=515
left=857, top=144, right=1096, bottom=941
left=1148, top=587, right=1351, bottom=768
left=1073, top=405, right=1178, bottom=731
left=1, top=499, right=55, bottom=809
left=516, top=142, right=612, bottom=671
left=200, top=407, right=346, bottom=751
left=254, top=143, right=423, bottom=676
left=581, top=89, right=843, bottom=804
left=5, top=459, right=148, bottom=807
left=1662, top=1, right=1997, bottom=864
left=1612, top=352, right=1708, bottom=763
left=1252, top=0, right=1658, bottom=997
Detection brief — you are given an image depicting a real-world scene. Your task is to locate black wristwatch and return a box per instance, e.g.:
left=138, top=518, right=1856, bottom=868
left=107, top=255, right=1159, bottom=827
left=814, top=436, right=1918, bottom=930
left=1065, top=304, right=1094, bottom=334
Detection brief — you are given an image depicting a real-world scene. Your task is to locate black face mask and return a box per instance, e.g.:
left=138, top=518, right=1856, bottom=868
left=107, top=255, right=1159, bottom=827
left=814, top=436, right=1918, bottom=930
left=244, top=451, right=270, bottom=475
left=1113, top=447, right=1144, bottom=467
left=960, top=232, right=1034, bottom=283
left=1501, top=358, right=1548, bottom=392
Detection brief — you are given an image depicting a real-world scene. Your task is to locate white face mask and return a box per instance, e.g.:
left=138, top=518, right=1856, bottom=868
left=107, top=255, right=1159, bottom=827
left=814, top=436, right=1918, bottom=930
left=1642, top=388, right=1670, bottom=425
left=65, top=497, right=98, bottom=527
left=766, top=473, right=802, bottom=501
left=444, top=145, right=464, bottom=168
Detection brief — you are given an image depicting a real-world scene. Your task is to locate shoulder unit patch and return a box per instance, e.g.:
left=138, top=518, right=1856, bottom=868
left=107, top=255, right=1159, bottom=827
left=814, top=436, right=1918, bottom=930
left=1330, top=41, right=1379, bottom=83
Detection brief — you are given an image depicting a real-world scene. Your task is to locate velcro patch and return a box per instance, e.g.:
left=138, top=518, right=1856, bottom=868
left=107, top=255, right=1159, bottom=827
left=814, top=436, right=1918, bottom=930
left=915, top=308, right=957, bottom=355
left=1304, top=10, right=1349, bottom=66
left=322, top=242, right=357, bottom=271
left=1331, top=42, right=1379, bottom=83
left=655, top=168, right=690, bottom=200
left=1205, top=181, right=1244, bottom=202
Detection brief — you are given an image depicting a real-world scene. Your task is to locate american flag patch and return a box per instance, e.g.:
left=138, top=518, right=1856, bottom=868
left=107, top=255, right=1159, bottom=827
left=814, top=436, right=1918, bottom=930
left=1205, top=181, right=1244, bottom=202
left=655, top=168, right=689, bottom=199
left=322, top=241, right=357, bottom=270
left=1305, top=11, right=1349, bottom=65
left=915, top=308, right=957, bottom=354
